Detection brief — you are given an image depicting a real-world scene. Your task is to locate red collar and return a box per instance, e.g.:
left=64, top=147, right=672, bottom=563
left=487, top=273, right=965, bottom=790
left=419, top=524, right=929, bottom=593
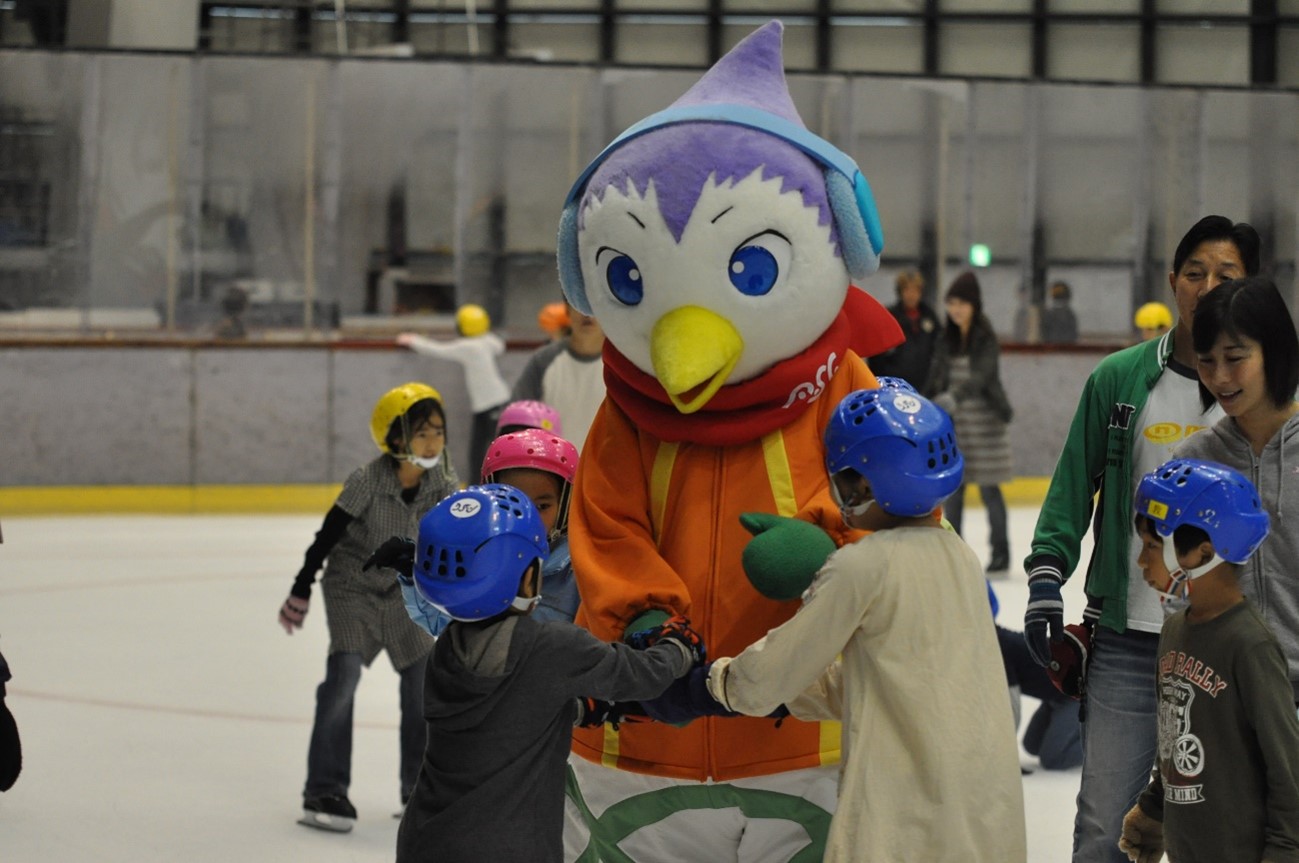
left=602, top=288, right=903, bottom=446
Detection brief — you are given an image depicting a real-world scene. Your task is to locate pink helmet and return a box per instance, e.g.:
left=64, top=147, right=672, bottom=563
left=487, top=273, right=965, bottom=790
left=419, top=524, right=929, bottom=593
left=495, top=400, right=563, bottom=436
left=481, top=428, right=578, bottom=484
left=481, top=429, right=579, bottom=538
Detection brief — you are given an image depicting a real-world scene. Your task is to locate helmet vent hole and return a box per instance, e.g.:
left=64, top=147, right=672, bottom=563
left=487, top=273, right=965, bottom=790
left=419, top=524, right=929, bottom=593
left=455, top=566, right=467, bottom=578
left=927, top=457, right=936, bottom=468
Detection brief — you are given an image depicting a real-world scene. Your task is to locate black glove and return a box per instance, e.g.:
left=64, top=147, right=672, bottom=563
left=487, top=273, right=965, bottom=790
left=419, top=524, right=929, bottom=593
left=363, top=536, right=416, bottom=581
left=641, top=665, right=738, bottom=725
left=0, top=649, right=21, bottom=792
left=1024, top=560, right=1066, bottom=667
left=575, top=697, right=649, bottom=730
left=626, top=615, right=706, bottom=665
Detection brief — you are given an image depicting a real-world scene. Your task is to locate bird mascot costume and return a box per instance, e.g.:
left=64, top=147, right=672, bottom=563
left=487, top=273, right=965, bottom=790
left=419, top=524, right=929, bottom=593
left=557, top=20, right=903, bottom=862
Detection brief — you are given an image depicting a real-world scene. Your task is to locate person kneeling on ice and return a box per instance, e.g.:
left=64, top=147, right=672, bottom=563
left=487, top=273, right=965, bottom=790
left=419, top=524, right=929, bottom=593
left=380, top=485, right=705, bottom=863
left=641, top=390, right=1028, bottom=863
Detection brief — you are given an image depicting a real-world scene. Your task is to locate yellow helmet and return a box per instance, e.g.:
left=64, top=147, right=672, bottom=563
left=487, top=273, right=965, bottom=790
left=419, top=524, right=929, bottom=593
left=456, top=304, right=491, bottom=337
left=370, top=382, right=443, bottom=454
left=1134, top=301, right=1173, bottom=332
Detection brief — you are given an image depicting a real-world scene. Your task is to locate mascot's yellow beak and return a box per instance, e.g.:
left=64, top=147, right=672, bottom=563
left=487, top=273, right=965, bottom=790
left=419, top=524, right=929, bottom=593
left=650, top=306, right=744, bottom=414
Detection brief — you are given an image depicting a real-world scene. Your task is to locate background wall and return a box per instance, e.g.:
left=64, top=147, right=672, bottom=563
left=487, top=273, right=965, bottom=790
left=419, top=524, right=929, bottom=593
left=0, top=342, right=530, bottom=489
left=0, top=340, right=1095, bottom=494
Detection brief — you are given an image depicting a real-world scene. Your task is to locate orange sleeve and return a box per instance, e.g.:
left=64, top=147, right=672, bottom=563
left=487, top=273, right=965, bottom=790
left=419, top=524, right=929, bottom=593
left=569, top=400, right=692, bottom=640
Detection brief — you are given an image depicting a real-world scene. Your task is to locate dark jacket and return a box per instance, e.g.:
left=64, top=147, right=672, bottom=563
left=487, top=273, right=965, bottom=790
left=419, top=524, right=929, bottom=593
left=923, top=323, right=1013, bottom=423
left=869, top=300, right=941, bottom=388
left=396, top=615, right=691, bottom=863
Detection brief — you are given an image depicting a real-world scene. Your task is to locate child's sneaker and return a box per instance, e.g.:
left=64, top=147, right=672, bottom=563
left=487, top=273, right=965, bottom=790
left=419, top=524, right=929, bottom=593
left=298, top=794, right=357, bottom=832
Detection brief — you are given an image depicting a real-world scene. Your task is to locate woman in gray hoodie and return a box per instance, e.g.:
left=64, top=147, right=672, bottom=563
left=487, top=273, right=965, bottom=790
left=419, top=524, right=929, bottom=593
left=1175, top=276, right=1299, bottom=701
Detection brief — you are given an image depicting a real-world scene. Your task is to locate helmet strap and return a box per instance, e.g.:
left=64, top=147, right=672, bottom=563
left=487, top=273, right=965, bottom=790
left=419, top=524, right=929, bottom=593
left=511, top=595, right=541, bottom=613
left=829, top=474, right=875, bottom=520
left=1161, top=537, right=1223, bottom=588
left=511, top=561, right=543, bottom=613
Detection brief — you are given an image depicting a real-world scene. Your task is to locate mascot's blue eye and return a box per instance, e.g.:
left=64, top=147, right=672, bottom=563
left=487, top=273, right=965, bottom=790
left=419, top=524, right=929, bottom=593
left=606, top=255, right=643, bottom=306
left=729, top=245, right=779, bottom=296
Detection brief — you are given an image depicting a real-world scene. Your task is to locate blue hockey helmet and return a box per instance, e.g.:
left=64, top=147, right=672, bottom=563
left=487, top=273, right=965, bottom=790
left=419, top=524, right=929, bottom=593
left=414, top=484, right=550, bottom=622
left=873, top=376, right=917, bottom=394
left=824, top=389, right=963, bottom=516
left=1134, top=459, right=1269, bottom=567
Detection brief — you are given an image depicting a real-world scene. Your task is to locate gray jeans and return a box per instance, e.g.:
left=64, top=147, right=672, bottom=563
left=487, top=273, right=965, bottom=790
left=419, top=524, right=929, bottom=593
left=304, top=650, right=426, bottom=803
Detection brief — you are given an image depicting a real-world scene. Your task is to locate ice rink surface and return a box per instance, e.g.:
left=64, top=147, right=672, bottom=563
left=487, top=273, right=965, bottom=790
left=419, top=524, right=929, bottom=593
left=0, top=509, right=1092, bottom=862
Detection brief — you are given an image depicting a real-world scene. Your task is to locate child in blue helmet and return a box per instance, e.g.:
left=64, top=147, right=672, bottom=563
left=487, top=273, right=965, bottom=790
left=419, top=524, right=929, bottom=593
left=1121, top=458, right=1299, bottom=863
left=644, top=389, right=1027, bottom=862
left=391, top=484, right=704, bottom=863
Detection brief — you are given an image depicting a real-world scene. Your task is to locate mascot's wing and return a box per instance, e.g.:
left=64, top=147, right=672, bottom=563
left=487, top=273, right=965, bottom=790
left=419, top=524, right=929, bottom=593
left=847, top=287, right=904, bottom=359
left=569, top=401, right=691, bottom=639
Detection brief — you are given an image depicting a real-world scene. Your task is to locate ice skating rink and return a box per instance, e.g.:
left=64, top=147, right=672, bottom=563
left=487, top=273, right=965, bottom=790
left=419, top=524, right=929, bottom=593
left=0, top=508, right=1091, bottom=862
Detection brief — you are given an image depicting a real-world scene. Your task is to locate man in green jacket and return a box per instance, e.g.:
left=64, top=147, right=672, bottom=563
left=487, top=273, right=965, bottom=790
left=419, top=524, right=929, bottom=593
left=1022, top=215, right=1260, bottom=863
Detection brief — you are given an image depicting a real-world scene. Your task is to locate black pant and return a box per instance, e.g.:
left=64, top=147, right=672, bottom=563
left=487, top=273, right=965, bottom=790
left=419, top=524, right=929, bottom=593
left=468, top=406, right=503, bottom=482
left=943, top=483, right=1008, bottom=560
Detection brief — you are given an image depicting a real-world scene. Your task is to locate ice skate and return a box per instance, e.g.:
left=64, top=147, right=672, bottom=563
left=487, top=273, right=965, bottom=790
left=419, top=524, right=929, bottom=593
left=298, top=795, right=356, bottom=832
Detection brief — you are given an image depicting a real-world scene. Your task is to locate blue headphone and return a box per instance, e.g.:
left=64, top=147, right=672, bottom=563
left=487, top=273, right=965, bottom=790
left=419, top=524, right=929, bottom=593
left=557, top=103, right=885, bottom=315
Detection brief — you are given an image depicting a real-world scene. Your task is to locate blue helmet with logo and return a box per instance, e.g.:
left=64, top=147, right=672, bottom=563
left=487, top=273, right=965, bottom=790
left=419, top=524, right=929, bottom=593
left=414, top=484, right=550, bottom=622
left=1134, top=459, right=1269, bottom=565
left=824, top=389, right=963, bottom=516
left=873, top=376, right=917, bottom=394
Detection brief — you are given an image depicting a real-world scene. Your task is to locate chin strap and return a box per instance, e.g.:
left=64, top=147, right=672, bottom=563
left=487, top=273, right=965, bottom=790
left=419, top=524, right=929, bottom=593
left=829, top=478, right=875, bottom=522
left=511, top=563, right=543, bottom=613
left=406, top=453, right=442, bottom=470
left=511, top=595, right=541, bottom=613
left=1158, top=535, right=1223, bottom=607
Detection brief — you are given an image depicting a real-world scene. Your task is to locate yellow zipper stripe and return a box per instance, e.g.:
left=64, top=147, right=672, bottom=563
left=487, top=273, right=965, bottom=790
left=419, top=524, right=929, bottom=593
left=819, top=720, right=842, bottom=765
left=760, top=430, right=798, bottom=518
left=649, top=442, right=680, bottom=542
left=602, top=724, right=621, bottom=768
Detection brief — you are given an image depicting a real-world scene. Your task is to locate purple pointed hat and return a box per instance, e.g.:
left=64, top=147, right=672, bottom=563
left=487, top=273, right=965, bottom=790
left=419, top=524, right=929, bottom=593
left=671, top=21, right=804, bottom=124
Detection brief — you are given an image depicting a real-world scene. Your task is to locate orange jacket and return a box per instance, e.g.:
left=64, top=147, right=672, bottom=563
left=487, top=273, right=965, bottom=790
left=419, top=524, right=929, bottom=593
left=570, top=350, right=878, bottom=781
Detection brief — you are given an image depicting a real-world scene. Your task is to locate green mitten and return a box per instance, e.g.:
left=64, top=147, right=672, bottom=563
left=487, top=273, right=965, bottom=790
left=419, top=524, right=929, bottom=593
left=740, top=512, right=836, bottom=601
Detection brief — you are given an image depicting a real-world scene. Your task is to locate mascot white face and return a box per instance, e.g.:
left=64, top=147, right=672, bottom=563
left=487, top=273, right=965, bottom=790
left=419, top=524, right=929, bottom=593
left=578, top=169, right=850, bottom=414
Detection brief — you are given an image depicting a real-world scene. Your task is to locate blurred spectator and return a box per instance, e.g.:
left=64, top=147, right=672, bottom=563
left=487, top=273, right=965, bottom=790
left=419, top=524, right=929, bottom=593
left=924, top=272, right=1014, bottom=574
left=511, top=303, right=606, bottom=452
left=1134, top=301, right=1173, bottom=342
left=214, top=286, right=249, bottom=340
left=537, top=302, right=570, bottom=342
left=1039, top=281, right=1079, bottom=344
left=399, top=304, right=511, bottom=480
left=869, top=269, right=940, bottom=388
